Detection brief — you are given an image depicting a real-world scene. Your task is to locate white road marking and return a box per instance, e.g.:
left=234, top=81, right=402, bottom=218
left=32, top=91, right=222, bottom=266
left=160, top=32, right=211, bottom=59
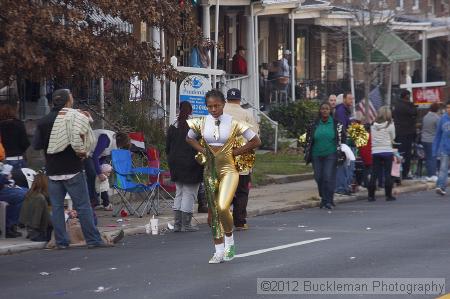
left=235, top=237, right=331, bottom=258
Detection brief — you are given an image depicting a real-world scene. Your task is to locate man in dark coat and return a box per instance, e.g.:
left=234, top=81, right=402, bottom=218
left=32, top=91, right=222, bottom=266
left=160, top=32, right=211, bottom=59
left=393, top=89, right=417, bottom=179
left=334, top=92, right=354, bottom=196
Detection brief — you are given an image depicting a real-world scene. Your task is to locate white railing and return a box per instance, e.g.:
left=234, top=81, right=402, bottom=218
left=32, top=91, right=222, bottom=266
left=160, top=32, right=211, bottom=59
left=220, top=74, right=279, bottom=153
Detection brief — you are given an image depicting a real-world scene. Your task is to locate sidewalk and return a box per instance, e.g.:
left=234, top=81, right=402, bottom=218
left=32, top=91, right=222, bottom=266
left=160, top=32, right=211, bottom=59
left=0, top=178, right=438, bottom=255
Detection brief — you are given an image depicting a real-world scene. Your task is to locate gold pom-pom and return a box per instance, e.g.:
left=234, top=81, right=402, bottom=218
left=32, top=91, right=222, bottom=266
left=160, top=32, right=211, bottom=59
left=195, top=152, right=206, bottom=165
left=347, top=123, right=369, bottom=147
left=298, top=133, right=307, bottom=145
left=233, top=136, right=256, bottom=172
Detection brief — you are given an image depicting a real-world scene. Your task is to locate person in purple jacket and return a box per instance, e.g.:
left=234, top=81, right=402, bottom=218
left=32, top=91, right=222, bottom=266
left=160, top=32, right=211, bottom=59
left=84, top=130, right=130, bottom=210
left=334, top=92, right=354, bottom=196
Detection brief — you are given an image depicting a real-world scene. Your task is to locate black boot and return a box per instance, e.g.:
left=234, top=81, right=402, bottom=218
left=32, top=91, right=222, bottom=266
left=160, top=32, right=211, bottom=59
left=197, top=184, right=208, bottom=213
left=173, top=210, right=182, bottom=232
left=6, top=228, right=22, bottom=238
left=368, top=186, right=376, bottom=201
left=181, top=212, right=199, bottom=232
left=385, top=186, right=396, bottom=201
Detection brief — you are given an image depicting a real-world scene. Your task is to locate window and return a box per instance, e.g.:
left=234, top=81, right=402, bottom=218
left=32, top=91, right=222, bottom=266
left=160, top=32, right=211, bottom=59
left=396, top=0, right=404, bottom=9
left=412, top=0, right=419, bottom=10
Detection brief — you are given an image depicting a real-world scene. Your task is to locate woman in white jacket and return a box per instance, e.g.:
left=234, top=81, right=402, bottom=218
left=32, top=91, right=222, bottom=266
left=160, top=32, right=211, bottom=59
left=369, top=106, right=396, bottom=201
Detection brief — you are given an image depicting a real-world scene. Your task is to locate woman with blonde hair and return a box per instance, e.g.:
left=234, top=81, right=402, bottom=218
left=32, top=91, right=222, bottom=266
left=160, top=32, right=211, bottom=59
left=19, top=172, right=52, bottom=241
left=369, top=106, right=396, bottom=201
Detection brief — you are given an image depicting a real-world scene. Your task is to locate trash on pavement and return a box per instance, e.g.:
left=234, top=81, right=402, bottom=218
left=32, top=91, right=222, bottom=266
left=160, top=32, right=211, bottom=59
left=69, top=267, right=81, bottom=271
left=94, top=286, right=110, bottom=293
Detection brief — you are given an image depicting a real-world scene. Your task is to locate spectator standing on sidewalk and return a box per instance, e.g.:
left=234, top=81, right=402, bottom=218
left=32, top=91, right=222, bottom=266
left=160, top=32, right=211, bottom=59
left=304, top=102, right=345, bottom=210
left=328, top=94, right=337, bottom=115
left=0, top=102, right=30, bottom=170
left=85, top=130, right=130, bottom=211
left=368, top=106, right=396, bottom=202
left=166, top=101, right=203, bottom=232
left=224, top=88, right=259, bottom=231
left=33, top=89, right=106, bottom=249
left=393, top=90, right=417, bottom=179
left=421, top=103, right=440, bottom=182
left=232, top=46, right=247, bottom=75
left=433, top=101, right=450, bottom=196
left=334, top=92, right=353, bottom=195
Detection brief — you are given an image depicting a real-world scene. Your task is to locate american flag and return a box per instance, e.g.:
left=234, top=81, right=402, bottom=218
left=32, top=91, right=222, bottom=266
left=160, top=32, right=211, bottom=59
left=357, top=86, right=384, bottom=123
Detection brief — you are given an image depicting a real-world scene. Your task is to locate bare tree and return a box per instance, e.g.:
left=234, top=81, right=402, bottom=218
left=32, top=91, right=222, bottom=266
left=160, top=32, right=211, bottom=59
left=336, top=0, right=407, bottom=117
left=0, top=0, right=204, bottom=83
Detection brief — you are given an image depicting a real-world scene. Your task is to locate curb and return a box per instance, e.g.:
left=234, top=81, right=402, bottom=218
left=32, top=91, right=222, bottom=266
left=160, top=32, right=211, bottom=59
left=266, top=173, right=315, bottom=185
left=0, top=180, right=436, bottom=255
left=0, top=242, right=46, bottom=255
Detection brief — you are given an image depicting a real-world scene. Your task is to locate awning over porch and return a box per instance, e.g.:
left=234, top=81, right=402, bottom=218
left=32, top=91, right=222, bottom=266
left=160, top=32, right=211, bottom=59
left=351, top=31, right=421, bottom=64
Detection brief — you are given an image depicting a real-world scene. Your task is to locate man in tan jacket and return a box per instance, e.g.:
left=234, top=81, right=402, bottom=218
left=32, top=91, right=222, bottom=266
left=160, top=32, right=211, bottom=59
left=224, top=88, right=258, bottom=230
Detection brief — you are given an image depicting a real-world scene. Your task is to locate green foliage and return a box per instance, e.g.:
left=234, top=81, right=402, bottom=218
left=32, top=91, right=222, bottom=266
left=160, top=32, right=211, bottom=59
left=106, top=98, right=167, bottom=159
left=268, top=101, right=320, bottom=138
left=252, top=152, right=312, bottom=186
left=258, top=116, right=276, bottom=150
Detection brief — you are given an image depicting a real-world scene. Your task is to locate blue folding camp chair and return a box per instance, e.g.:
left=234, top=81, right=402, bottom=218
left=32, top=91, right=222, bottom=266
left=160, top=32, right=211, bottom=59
left=111, top=149, right=162, bottom=217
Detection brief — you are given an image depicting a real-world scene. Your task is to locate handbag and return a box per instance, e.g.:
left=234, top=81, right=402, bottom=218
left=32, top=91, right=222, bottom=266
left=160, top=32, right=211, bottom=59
left=337, top=147, right=346, bottom=165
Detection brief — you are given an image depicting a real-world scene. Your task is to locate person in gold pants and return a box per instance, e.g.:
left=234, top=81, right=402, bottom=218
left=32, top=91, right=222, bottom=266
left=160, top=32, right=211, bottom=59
left=186, top=89, right=261, bottom=264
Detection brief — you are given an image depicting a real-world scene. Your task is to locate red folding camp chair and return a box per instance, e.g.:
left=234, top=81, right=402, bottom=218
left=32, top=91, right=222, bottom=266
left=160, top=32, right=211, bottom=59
left=147, top=147, right=176, bottom=193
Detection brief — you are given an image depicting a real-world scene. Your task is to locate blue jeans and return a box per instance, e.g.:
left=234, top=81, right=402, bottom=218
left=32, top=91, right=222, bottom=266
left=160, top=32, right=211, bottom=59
left=0, top=186, right=27, bottom=229
left=48, top=172, right=103, bottom=247
left=335, top=161, right=354, bottom=193
left=436, top=154, right=449, bottom=191
left=422, top=142, right=437, bottom=177
left=83, top=158, right=99, bottom=206
left=312, top=153, right=337, bottom=205
left=4, top=159, right=27, bottom=171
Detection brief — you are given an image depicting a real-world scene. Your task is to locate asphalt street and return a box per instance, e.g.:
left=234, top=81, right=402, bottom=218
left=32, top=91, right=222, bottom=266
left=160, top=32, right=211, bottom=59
left=1, top=190, right=450, bottom=299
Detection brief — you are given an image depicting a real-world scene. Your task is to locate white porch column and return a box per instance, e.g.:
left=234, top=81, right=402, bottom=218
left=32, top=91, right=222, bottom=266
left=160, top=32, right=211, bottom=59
left=290, top=14, right=295, bottom=102
left=347, top=21, right=355, bottom=113
left=228, top=13, right=237, bottom=57
left=422, top=30, right=427, bottom=83
left=152, top=27, right=162, bottom=105
left=254, top=14, right=260, bottom=110
left=320, top=31, right=327, bottom=83
left=245, top=11, right=255, bottom=108
left=169, top=56, right=178, bottom=126
left=213, top=0, right=220, bottom=86
left=202, top=4, right=211, bottom=66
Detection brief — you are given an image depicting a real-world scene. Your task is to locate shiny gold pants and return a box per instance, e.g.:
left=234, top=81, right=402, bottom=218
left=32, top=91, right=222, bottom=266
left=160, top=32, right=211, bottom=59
left=204, top=148, right=239, bottom=239
left=216, top=171, right=239, bottom=235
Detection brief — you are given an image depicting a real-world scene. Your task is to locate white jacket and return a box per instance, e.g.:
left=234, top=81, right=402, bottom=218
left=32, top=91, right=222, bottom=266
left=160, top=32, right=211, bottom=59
left=371, top=121, right=396, bottom=154
left=47, top=108, right=95, bottom=155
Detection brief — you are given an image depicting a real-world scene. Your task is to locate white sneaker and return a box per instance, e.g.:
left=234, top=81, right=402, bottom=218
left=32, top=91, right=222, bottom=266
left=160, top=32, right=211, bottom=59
left=103, top=204, right=113, bottom=211
left=208, top=252, right=224, bottom=264
left=426, top=176, right=437, bottom=182
left=436, top=188, right=446, bottom=196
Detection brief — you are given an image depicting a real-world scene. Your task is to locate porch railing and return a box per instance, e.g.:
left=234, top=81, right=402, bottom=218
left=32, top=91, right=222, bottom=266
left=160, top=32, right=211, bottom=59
left=219, top=74, right=279, bottom=153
